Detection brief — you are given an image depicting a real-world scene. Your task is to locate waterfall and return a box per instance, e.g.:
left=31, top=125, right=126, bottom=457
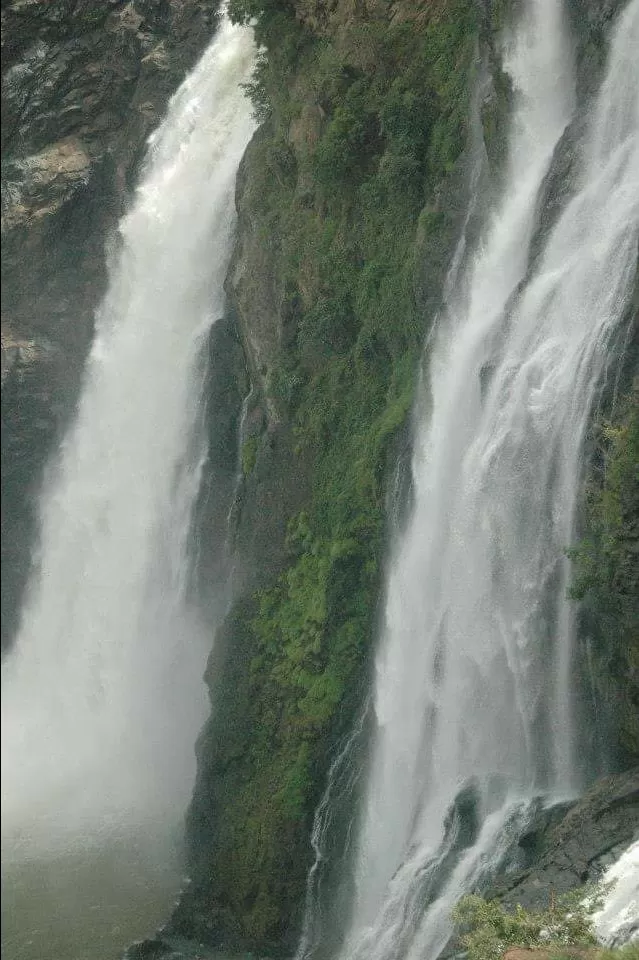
left=1, top=13, right=256, bottom=860
left=324, top=1, right=639, bottom=958
left=593, top=840, right=639, bottom=948
left=294, top=697, right=372, bottom=960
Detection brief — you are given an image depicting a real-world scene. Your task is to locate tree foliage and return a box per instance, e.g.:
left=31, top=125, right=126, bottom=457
left=570, top=383, right=639, bottom=760
left=193, top=0, right=479, bottom=942
left=452, top=889, right=602, bottom=960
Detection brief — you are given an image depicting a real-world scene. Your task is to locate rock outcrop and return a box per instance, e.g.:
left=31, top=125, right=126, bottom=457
left=125, top=769, right=639, bottom=959
left=491, top=767, right=639, bottom=912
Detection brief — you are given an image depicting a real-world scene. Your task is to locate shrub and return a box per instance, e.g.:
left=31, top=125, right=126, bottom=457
left=452, top=889, right=604, bottom=960
left=569, top=383, right=639, bottom=760
left=453, top=886, right=620, bottom=960
left=241, top=434, right=259, bottom=476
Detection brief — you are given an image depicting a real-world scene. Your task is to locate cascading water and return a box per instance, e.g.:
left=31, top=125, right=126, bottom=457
left=1, top=12, right=255, bottom=958
left=313, top=2, right=639, bottom=959
left=295, top=698, right=372, bottom=960
left=340, top=0, right=575, bottom=948
left=593, top=840, right=639, bottom=948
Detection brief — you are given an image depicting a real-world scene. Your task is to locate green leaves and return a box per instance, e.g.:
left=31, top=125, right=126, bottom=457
left=203, top=1, right=480, bottom=937
left=569, top=385, right=639, bottom=759
left=314, top=98, right=379, bottom=185
left=238, top=2, right=479, bottom=840
left=241, top=435, right=259, bottom=476
left=452, top=889, right=600, bottom=960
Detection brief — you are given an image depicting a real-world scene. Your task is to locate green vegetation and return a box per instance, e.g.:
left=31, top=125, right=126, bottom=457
left=585, top=949, right=639, bottom=960
left=570, top=383, right=639, bottom=760
left=245, top=0, right=473, bottom=797
left=241, top=434, right=259, bottom=476
left=186, top=1, right=639, bottom=950
left=236, top=0, right=476, bottom=785
left=452, top=889, right=604, bottom=960
left=190, top=0, right=480, bottom=947
left=453, top=889, right=639, bottom=960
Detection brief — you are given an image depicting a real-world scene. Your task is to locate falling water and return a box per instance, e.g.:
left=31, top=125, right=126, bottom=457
left=295, top=697, right=372, bottom=960
left=328, top=1, right=639, bottom=958
left=593, top=840, right=639, bottom=948
left=1, top=11, right=255, bottom=956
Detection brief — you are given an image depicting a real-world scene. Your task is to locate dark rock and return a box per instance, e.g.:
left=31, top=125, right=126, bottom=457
left=1, top=327, right=66, bottom=647
left=565, top=0, right=626, bottom=101
left=488, top=767, right=639, bottom=911
left=191, top=313, right=248, bottom=598
left=123, top=939, right=176, bottom=960
left=225, top=123, right=290, bottom=422
left=514, top=800, right=575, bottom=862
left=439, top=772, right=638, bottom=960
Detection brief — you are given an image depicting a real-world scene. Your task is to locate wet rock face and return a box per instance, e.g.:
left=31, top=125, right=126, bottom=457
left=439, top=769, right=639, bottom=960
left=1, top=324, right=65, bottom=646
left=565, top=0, right=626, bottom=99
left=2, top=0, right=222, bottom=349
left=0, top=0, right=221, bottom=648
left=489, top=767, right=639, bottom=912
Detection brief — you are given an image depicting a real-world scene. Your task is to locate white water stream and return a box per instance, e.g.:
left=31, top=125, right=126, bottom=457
left=1, top=13, right=255, bottom=958
left=594, top=840, right=639, bottom=948
left=326, top=1, right=639, bottom=958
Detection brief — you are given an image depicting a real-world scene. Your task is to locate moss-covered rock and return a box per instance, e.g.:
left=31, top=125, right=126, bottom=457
left=570, top=380, right=639, bottom=765
left=169, top=0, right=637, bottom=954
left=565, top=0, right=626, bottom=99
left=173, top=0, right=500, bottom=953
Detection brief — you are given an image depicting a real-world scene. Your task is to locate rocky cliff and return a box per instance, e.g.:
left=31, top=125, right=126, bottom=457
left=170, top=0, right=485, bottom=951
left=171, top=0, right=637, bottom=954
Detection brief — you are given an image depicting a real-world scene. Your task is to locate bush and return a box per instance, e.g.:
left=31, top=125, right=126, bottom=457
left=590, top=948, right=639, bottom=960
left=569, top=383, right=639, bottom=760
left=241, top=435, right=259, bottom=476
left=196, top=0, right=480, bottom=941
left=452, top=890, right=602, bottom=960
left=313, top=96, right=379, bottom=185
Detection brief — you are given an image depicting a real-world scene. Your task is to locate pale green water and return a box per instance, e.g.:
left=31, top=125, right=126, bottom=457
left=1, top=833, right=182, bottom=960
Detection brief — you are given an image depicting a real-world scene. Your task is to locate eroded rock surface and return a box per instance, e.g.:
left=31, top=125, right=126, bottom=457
left=491, top=768, right=639, bottom=912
